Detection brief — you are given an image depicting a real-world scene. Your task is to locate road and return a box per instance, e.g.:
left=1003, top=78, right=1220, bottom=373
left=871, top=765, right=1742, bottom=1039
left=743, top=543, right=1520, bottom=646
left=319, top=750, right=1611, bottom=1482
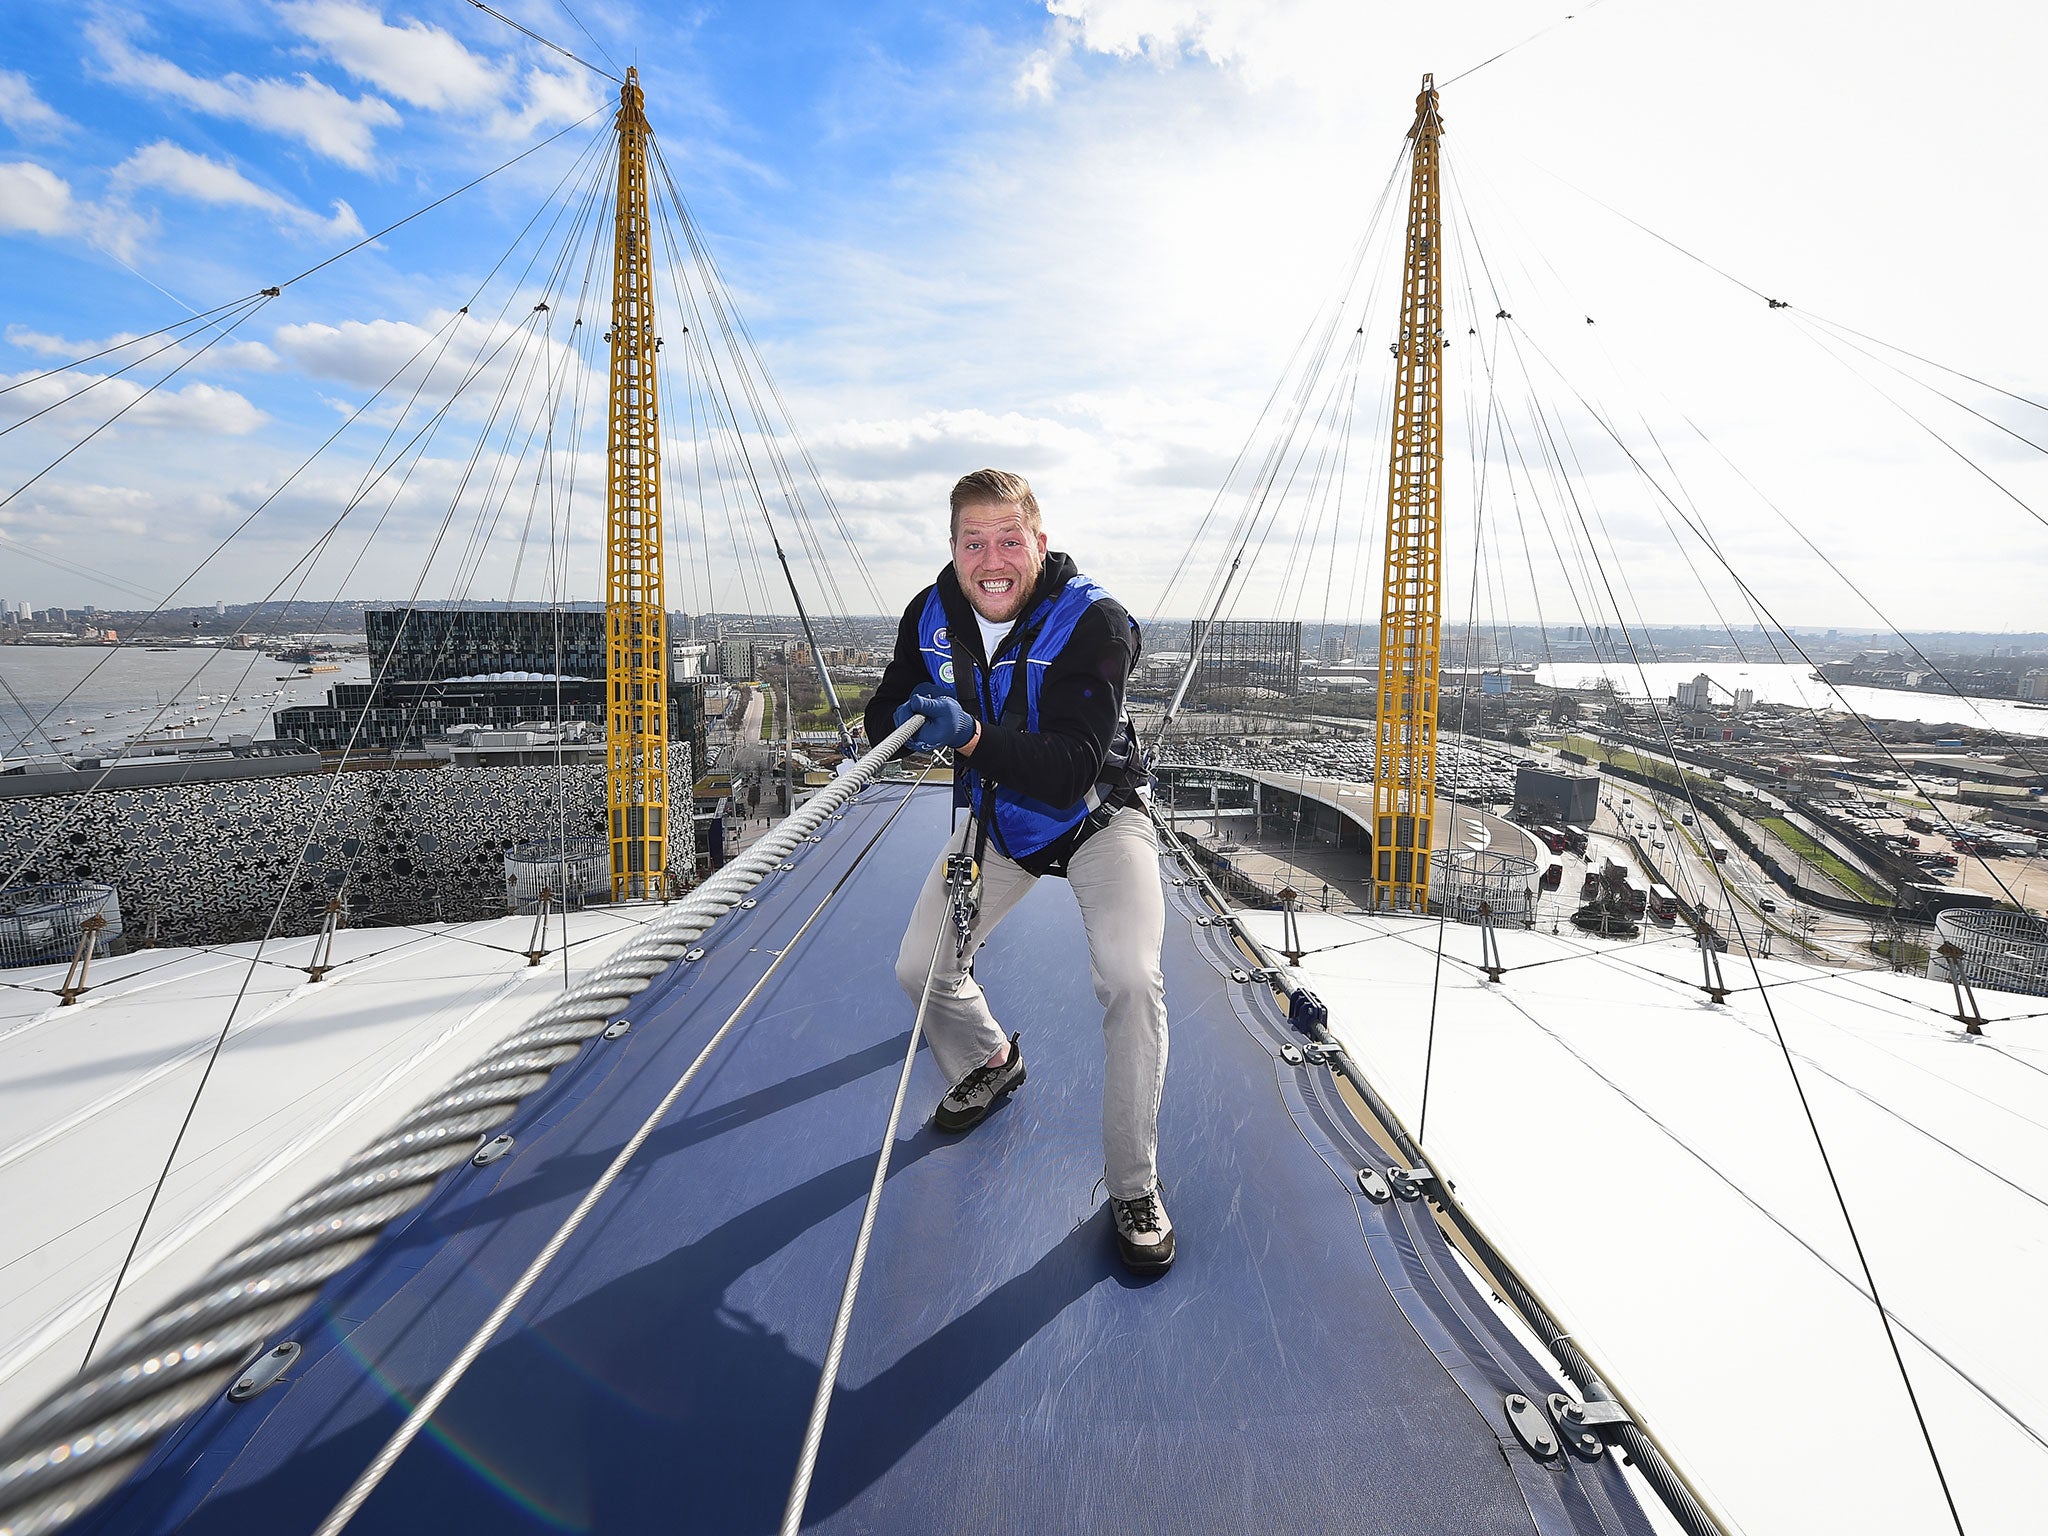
left=1508, top=740, right=1905, bottom=968
left=1163, top=772, right=1538, bottom=915
left=713, top=684, right=793, bottom=866
left=731, top=683, right=770, bottom=773
left=1590, top=777, right=1906, bottom=967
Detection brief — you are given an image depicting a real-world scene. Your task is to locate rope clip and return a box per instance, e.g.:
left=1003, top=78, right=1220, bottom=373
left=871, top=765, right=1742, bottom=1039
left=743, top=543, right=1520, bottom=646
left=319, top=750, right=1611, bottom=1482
left=944, top=851, right=981, bottom=960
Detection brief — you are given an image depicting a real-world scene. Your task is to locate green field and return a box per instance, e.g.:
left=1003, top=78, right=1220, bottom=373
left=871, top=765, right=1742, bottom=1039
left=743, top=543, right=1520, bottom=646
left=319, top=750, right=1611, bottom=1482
left=1756, top=815, right=1891, bottom=903
left=1561, top=735, right=1692, bottom=789
left=1867, top=937, right=1932, bottom=970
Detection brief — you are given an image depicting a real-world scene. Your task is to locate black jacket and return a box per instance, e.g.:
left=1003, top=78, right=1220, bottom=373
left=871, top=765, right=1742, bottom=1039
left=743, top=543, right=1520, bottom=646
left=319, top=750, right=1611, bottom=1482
left=864, top=552, right=1140, bottom=872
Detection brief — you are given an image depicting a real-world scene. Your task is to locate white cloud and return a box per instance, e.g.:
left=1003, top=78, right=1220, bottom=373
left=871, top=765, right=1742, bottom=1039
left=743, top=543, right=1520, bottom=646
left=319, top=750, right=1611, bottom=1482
left=1046, top=0, right=1262, bottom=67
left=1018, top=0, right=1270, bottom=96
left=273, top=308, right=593, bottom=427
left=273, top=314, right=443, bottom=387
left=276, top=0, right=508, bottom=112
left=1013, top=45, right=1062, bottom=103
left=808, top=408, right=1097, bottom=479
left=277, top=1, right=601, bottom=137
left=0, top=160, right=149, bottom=259
left=3, top=482, right=160, bottom=542
left=486, top=61, right=606, bottom=140
left=87, top=17, right=400, bottom=171
left=0, top=370, right=266, bottom=435
left=0, top=161, right=76, bottom=236
left=0, top=69, right=73, bottom=137
left=111, top=141, right=364, bottom=240
left=5, top=324, right=281, bottom=374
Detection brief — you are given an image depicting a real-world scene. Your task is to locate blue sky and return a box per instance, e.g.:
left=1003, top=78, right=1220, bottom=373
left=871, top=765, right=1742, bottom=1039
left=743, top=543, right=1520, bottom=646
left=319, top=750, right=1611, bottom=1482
left=3, top=1, right=2046, bottom=632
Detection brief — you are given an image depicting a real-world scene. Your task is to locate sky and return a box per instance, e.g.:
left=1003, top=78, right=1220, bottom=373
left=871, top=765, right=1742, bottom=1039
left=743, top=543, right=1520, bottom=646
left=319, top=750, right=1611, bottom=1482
left=1, top=0, right=2045, bottom=636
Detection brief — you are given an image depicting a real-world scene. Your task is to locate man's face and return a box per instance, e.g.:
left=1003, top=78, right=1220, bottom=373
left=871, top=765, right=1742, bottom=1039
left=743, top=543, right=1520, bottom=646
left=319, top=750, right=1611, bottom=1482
left=952, top=502, right=1048, bottom=623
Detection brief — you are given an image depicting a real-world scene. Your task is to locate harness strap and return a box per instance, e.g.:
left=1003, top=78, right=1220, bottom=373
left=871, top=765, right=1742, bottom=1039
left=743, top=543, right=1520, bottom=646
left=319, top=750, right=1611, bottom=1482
left=996, top=612, right=1049, bottom=731
left=960, top=591, right=1151, bottom=865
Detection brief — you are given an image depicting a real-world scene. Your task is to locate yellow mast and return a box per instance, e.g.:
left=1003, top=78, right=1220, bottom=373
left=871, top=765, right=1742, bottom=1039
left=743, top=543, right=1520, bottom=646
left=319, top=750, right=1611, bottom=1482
left=1370, top=75, right=1446, bottom=913
left=605, top=67, right=669, bottom=899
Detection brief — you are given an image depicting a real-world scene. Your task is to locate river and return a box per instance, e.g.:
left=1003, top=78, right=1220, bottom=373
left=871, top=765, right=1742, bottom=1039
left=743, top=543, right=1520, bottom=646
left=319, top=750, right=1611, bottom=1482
left=1533, top=660, right=2048, bottom=741
left=0, top=645, right=371, bottom=759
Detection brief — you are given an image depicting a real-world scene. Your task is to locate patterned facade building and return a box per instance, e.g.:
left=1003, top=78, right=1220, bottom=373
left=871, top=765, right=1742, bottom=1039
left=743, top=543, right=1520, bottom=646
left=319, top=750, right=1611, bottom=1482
left=364, top=606, right=608, bottom=679
left=0, top=747, right=691, bottom=947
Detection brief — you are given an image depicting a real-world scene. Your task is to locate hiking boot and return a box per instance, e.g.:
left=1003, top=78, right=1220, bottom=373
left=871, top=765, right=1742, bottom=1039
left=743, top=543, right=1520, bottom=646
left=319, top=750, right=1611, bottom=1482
left=1111, top=1186, right=1175, bottom=1273
left=932, top=1034, right=1025, bottom=1134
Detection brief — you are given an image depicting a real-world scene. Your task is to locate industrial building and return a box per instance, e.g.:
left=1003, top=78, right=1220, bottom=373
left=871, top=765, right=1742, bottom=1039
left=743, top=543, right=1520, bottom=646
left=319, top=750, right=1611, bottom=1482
left=1186, top=618, right=1302, bottom=701
left=277, top=608, right=708, bottom=771
left=1512, top=765, right=1600, bottom=825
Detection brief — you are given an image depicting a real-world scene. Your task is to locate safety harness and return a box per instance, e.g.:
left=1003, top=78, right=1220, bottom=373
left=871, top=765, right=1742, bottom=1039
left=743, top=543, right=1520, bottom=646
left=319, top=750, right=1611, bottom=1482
left=991, top=608, right=1148, bottom=860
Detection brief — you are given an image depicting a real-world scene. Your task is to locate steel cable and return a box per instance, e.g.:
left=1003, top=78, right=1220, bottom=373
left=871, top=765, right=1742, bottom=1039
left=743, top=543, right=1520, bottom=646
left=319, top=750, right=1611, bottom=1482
left=317, top=743, right=937, bottom=1536
left=779, top=863, right=952, bottom=1534
left=0, top=720, right=924, bottom=1536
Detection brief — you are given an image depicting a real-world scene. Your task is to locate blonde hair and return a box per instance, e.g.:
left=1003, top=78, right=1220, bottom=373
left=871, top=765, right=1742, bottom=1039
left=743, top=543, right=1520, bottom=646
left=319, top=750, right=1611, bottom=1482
left=949, top=468, right=1041, bottom=539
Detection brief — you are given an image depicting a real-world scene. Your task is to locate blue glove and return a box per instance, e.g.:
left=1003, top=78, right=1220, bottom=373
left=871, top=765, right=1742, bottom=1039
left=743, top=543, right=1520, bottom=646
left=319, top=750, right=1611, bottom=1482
left=890, top=687, right=929, bottom=730
left=895, top=683, right=976, bottom=751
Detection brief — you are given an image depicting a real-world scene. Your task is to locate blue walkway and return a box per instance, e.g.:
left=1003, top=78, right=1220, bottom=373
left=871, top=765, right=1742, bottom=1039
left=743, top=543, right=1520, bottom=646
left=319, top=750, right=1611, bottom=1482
left=79, top=784, right=1652, bottom=1535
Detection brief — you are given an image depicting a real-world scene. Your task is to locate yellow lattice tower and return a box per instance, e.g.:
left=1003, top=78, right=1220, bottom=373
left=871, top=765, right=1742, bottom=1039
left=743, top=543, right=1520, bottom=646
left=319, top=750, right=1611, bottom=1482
left=606, top=68, right=669, bottom=899
left=1370, top=75, right=1446, bottom=913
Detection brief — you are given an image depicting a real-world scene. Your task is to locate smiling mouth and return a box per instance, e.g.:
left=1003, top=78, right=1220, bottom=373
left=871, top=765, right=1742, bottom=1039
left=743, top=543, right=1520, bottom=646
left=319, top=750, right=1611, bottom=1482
left=976, top=578, right=1014, bottom=596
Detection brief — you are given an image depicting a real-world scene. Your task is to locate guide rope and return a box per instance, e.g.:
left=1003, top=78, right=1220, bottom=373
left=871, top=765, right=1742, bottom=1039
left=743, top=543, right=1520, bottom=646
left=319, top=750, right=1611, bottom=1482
left=0, top=719, right=926, bottom=1536
left=316, top=738, right=933, bottom=1536
left=1440, top=0, right=1616, bottom=88
left=779, top=815, right=965, bottom=1535
left=464, top=0, right=621, bottom=84
left=1148, top=809, right=1731, bottom=1536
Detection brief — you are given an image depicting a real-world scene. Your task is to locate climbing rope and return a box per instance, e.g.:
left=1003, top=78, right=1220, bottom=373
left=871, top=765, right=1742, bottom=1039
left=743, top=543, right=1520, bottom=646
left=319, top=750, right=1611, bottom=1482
left=779, top=819, right=972, bottom=1534
left=0, top=719, right=925, bottom=1536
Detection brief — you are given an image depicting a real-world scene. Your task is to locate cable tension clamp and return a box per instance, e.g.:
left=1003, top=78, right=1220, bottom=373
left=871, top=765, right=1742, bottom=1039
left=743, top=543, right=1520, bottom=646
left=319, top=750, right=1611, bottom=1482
left=945, top=843, right=982, bottom=961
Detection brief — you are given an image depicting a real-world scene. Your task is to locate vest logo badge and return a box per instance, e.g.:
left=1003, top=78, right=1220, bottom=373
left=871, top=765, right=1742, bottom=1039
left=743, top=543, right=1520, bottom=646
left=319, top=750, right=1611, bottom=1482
left=939, top=660, right=955, bottom=684
left=933, top=626, right=949, bottom=649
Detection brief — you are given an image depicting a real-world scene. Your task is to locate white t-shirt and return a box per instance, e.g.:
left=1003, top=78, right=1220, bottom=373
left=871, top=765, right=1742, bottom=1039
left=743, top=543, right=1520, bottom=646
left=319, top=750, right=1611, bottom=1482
left=974, top=611, right=1015, bottom=661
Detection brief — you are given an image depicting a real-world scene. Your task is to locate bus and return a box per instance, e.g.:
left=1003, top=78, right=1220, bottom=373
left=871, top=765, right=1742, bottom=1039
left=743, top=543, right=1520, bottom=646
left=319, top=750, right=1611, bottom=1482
left=1647, top=884, right=1679, bottom=922
left=1537, top=826, right=1569, bottom=855
left=1706, top=839, right=1729, bottom=864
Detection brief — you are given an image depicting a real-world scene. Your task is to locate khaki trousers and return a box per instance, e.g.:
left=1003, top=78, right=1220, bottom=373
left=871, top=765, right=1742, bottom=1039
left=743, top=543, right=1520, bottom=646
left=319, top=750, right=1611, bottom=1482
left=895, top=805, right=1168, bottom=1200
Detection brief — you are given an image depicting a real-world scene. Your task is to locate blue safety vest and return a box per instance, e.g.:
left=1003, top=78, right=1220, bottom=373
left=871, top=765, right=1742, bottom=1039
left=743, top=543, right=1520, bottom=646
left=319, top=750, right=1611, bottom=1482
left=917, top=574, right=1126, bottom=861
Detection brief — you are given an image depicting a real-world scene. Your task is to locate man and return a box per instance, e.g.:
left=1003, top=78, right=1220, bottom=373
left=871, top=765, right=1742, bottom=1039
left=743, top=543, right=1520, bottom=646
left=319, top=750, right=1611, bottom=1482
left=864, top=468, right=1173, bottom=1273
